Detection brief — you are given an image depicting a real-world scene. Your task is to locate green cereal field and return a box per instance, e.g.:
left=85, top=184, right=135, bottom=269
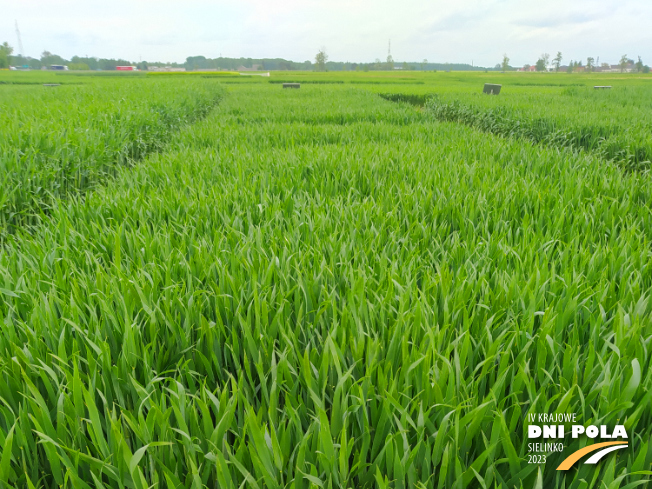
left=0, top=70, right=651, bottom=488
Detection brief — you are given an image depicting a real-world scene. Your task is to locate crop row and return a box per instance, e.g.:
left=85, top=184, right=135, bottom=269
left=418, top=87, right=652, bottom=171
left=0, top=79, right=224, bottom=235
left=0, top=85, right=650, bottom=488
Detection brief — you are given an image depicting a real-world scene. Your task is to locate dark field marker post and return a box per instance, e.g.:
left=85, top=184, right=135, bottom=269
left=483, top=83, right=502, bottom=95
left=283, top=83, right=300, bottom=89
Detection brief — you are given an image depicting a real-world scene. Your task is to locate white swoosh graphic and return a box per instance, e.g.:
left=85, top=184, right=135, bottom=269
left=584, top=445, right=628, bottom=464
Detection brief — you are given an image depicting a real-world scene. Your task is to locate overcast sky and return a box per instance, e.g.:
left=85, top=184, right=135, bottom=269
left=2, top=0, right=651, bottom=66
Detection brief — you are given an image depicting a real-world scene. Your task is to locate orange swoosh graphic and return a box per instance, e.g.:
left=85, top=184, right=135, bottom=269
left=557, top=442, right=628, bottom=470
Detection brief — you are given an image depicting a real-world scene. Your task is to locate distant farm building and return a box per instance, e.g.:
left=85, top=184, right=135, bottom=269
left=192, top=68, right=233, bottom=72
left=116, top=66, right=138, bottom=71
left=48, top=65, right=68, bottom=71
left=610, top=64, right=634, bottom=73
left=147, top=66, right=186, bottom=72
left=238, top=64, right=262, bottom=71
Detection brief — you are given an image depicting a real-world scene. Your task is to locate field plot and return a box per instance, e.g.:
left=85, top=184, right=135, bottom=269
left=421, top=86, right=652, bottom=170
left=0, top=78, right=224, bottom=234
left=265, top=72, right=652, bottom=171
left=0, top=75, right=651, bottom=488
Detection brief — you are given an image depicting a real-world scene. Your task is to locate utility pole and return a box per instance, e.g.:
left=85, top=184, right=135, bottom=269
left=15, top=20, right=25, bottom=57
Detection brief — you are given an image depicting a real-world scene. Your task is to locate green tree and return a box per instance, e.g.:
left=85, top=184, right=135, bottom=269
left=41, top=50, right=67, bottom=67
left=619, top=54, right=628, bottom=72
left=535, top=58, right=546, bottom=72
left=636, top=56, right=644, bottom=73
left=586, top=57, right=594, bottom=73
left=28, top=57, right=41, bottom=69
left=386, top=53, right=394, bottom=70
left=553, top=51, right=563, bottom=72
left=315, top=48, right=328, bottom=72
left=71, top=56, right=99, bottom=70
left=567, top=61, right=574, bottom=73
left=421, top=58, right=428, bottom=70
left=0, top=42, right=13, bottom=69
left=539, top=53, right=550, bottom=71
left=501, top=54, right=510, bottom=72
left=68, top=62, right=90, bottom=71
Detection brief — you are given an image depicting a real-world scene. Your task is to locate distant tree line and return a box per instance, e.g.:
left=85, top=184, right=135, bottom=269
left=512, top=51, right=650, bottom=74
left=1, top=41, right=500, bottom=72
left=184, top=56, right=313, bottom=71
left=13, top=40, right=648, bottom=74
left=182, top=56, right=497, bottom=72
left=6, top=50, right=150, bottom=71
left=1, top=41, right=187, bottom=70
left=312, top=50, right=495, bottom=72
left=354, top=61, right=493, bottom=72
